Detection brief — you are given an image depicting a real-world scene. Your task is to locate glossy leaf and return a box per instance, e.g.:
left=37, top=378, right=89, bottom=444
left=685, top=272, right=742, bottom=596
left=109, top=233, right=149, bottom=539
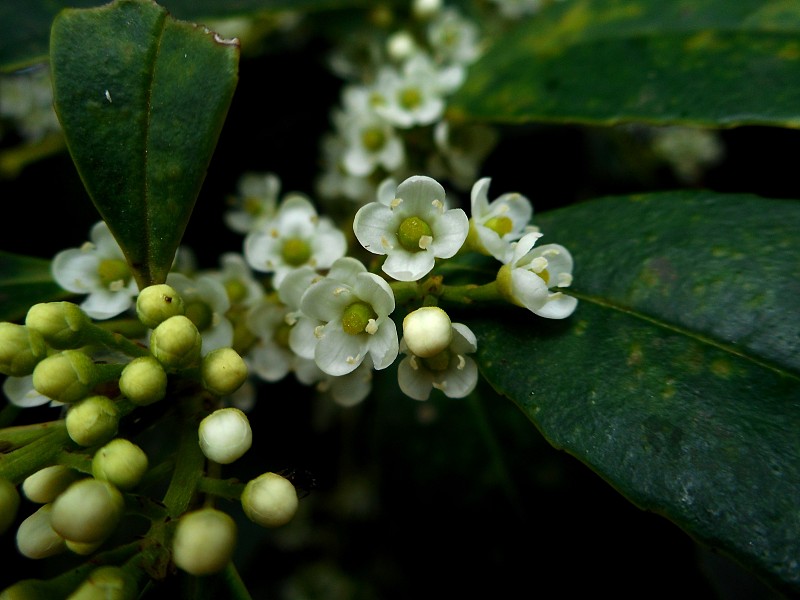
left=450, top=0, right=800, bottom=127
left=468, top=191, right=800, bottom=593
left=0, top=252, right=70, bottom=322
left=50, top=0, right=239, bottom=288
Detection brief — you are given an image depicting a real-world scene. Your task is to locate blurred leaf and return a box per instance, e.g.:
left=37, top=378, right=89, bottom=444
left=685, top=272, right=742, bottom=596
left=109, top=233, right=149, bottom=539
left=451, top=0, right=800, bottom=127
left=50, top=0, right=239, bottom=287
left=470, top=191, right=800, bottom=593
left=0, top=252, right=70, bottom=322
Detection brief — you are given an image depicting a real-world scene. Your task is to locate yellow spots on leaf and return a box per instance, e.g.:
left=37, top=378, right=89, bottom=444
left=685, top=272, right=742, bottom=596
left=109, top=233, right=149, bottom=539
left=710, top=358, right=733, bottom=379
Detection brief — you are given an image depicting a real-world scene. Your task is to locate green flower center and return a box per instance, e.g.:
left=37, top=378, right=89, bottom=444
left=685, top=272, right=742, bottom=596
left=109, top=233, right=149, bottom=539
left=282, top=238, right=312, bottom=267
left=274, top=321, right=292, bottom=348
left=422, top=349, right=451, bottom=372
left=341, top=301, right=377, bottom=336
left=484, top=215, right=514, bottom=238
left=225, top=279, right=248, bottom=303
left=97, top=259, right=131, bottom=289
left=185, top=301, right=213, bottom=332
left=362, top=127, right=386, bottom=152
left=399, top=87, right=422, bottom=110
left=397, top=216, right=433, bottom=252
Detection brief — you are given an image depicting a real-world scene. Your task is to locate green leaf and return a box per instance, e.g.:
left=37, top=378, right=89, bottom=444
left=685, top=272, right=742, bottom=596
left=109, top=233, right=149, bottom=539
left=0, top=252, right=70, bottom=322
left=470, top=191, right=800, bottom=593
left=450, top=0, right=800, bottom=127
left=50, top=0, right=239, bottom=288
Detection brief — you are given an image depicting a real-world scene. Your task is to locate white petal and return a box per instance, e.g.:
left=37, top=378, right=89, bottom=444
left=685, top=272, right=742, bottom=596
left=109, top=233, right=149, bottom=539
left=533, top=293, right=578, bottom=320
left=366, top=318, right=399, bottom=370
left=300, top=279, right=354, bottom=322
left=437, top=356, right=477, bottom=399
left=352, top=273, right=395, bottom=317
left=3, top=375, right=51, bottom=408
left=470, top=177, right=492, bottom=216
left=510, top=231, right=544, bottom=265
left=278, top=266, right=318, bottom=309
left=327, top=257, right=368, bottom=283
left=430, top=208, right=469, bottom=258
left=289, top=316, right=321, bottom=360
left=310, top=222, right=347, bottom=269
left=81, top=289, right=133, bottom=320
left=382, top=249, right=435, bottom=282
left=314, top=325, right=366, bottom=376
left=201, top=319, right=234, bottom=354
left=450, top=323, right=478, bottom=355
left=396, top=175, right=446, bottom=210
left=244, top=231, right=282, bottom=273
left=353, top=203, right=398, bottom=255
left=510, top=269, right=549, bottom=313
left=277, top=195, right=319, bottom=238
left=52, top=250, right=100, bottom=293
left=397, top=356, right=433, bottom=401
left=250, top=342, right=292, bottom=382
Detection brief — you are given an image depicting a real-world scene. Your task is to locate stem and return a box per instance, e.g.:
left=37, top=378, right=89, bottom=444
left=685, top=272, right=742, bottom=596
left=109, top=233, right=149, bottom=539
left=56, top=449, right=92, bottom=474
left=223, top=563, right=253, bottom=600
left=86, top=322, right=149, bottom=358
left=162, top=396, right=206, bottom=519
left=0, top=419, right=63, bottom=449
left=197, top=476, right=245, bottom=501
left=439, top=281, right=502, bottom=306
left=0, top=420, right=71, bottom=484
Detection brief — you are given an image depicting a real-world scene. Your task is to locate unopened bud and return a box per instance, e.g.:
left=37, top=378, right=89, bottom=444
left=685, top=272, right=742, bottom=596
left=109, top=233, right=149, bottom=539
left=136, top=284, right=185, bottom=329
left=118, top=356, right=167, bottom=406
left=22, top=465, right=80, bottom=504
left=32, top=350, right=96, bottom=403
left=198, top=407, right=252, bottom=464
left=65, top=539, right=104, bottom=556
left=16, top=504, right=66, bottom=559
left=241, top=472, right=298, bottom=528
left=402, top=307, right=452, bottom=358
left=150, top=316, right=202, bottom=369
left=0, top=477, right=20, bottom=535
left=0, top=323, right=47, bottom=377
left=50, top=479, right=124, bottom=544
left=66, top=395, right=119, bottom=447
left=92, top=438, right=148, bottom=491
left=200, top=348, right=248, bottom=396
left=172, top=508, right=237, bottom=576
left=25, top=302, right=90, bottom=349
left=66, top=565, right=137, bottom=600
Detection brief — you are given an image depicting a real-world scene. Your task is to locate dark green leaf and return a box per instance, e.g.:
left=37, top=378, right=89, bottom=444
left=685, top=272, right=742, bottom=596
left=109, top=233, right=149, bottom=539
left=50, top=0, right=239, bottom=287
left=0, top=252, right=70, bottom=322
left=470, top=191, right=800, bottom=593
left=451, top=0, right=800, bottom=127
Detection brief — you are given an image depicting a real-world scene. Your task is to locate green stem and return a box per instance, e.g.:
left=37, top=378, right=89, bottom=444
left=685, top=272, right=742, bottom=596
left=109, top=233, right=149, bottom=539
left=223, top=563, right=253, bottom=600
left=86, top=322, right=149, bottom=358
left=439, top=281, right=502, bottom=306
left=0, top=419, right=63, bottom=449
left=162, top=396, right=206, bottom=518
left=197, top=476, right=245, bottom=501
left=0, top=420, right=72, bottom=484
left=57, top=449, right=93, bottom=474
left=95, top=318, right=149, bottom=341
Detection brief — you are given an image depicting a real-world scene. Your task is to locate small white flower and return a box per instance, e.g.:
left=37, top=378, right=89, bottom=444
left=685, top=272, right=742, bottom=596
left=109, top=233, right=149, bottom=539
left=316, top=133, right=376, bottom=204
left=299, top=257, right=398, bottom=376
left=166, top=272, right=234, bottom=353
left=427, top=8, right=482, bottom=65
left=206, top=253, right=265, bottom=308
left=469, top=177, right=534, bottom=261
left=0, top=66, right=61, bottom=142
left=224, top=172, right=281, bottom=234
left=500, top=232, right=577, bottom=319
left=51, top=221, right=138, bottom=320
left=246, top=295, right=306, bottom=383
left=353, top=175, right=468, bottom=281
left=397, top=322, right=478, bottom=401
left=244, top=194, right=347, bottom=288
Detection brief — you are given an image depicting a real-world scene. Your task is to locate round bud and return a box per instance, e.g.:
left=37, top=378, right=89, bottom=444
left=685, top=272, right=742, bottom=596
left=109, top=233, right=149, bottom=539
left=0, top=322, right=47, bottom=377
left=200, top=348, right=248, bottom=396
left=118, top=356, right=167, bottom=406
left=198, top=408, right=252, bottom=464
left=402, top=307, right=453, bottom=358
left=66, top=395, right=119, bottom=447
left=150, top=316, right=202, bottom=369
left=92, top=438, right=148, bottom=491
left=67, top=565, right=137, bottom=600
left=412, top=0, right=442, bottom=19
left=241, top=472, right=298, bottom=528
left=0, top=477, right=20, bottom=535
left=16, top=504, right=66, bottom=559
left=32, top=350, right=96, bottom=403
left=136, top=284, right=185, bottom=329
left=22, top=465, right=80, bottom=504
left=172, top=508, right=237, bottom=576
left=25, top=302, right=90, bottom=349
left=50, top=479, right=124, bottom=544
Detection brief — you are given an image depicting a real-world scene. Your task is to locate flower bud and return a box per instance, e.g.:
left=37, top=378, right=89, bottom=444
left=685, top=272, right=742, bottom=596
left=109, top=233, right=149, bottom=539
left=198, top=408, right=252, bottom=464
left=16, top=504, right=66, bottom=559
left=66, top=395, right=119, bottom=447
left=67, top=565, right=137, bottom=600
left=118, top=356, right=167, bottom=406
left=200, top=348, right=248, bottom=396
left=402, top=307, right=452, bottom=358
left=0, top=579, right=52, bottom=599
left=241, top=472, right=298, bottom=528
left=0, top=477, right=20, bottom=535
left=65, top=539, right=104, bottom=556
left=0, top=322, right=47, bottom=377
left=22, top=465, right=80, bottom=504
left=172, top=508, right=237, bottom=576
left=150, top=315, right=202, bottom=369
left=50, top=479, right=124, bottom=544
left=136, top=284, right=185, bottom=329
left=25, top=302, right=90, bottom=349
left=92, top=438, right=148, bottom=491
left=32, top=350, right=96, bottom=403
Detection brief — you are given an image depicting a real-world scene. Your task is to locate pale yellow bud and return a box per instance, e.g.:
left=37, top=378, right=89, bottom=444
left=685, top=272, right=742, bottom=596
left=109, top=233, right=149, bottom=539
left=150, top=315, right=202, bottom=369
left=402, top=307, right=452, bottom=358
left=200, top=347, right=248, bottom=396
left=241, top=472, right=298, bottom=528
left=16, top=504, right=66, bottom=559
left=26, top=302, right=90, bottom=349
left=172, top=508, right=237, bottom=576
left=0, top=477, right=20, bottom=535
left=66, top=395, right=119, bottom=447
left=92, top=438, right=148, bottom=491
left=50, top=479, right=124, bottom=544
left=118, top=356, right=167, bottom=406
left=136, top=284, right=185, bottom=329
left=0, top=322, right=47, bottom=377
left=22, top=465, right=80, bottom=504
left=32, top=350, right=96, bottom=403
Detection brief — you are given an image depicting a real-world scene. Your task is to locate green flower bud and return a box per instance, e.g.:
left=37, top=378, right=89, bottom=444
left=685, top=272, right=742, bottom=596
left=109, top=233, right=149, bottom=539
left=402, top=306, right=452, bottom=358
left=16, top=504, right=66, bottom=559
left=25, top=302, right=90, bottom=349
left=50, top=479, right=124, bottom=544
left=22, top=465, right=80, bottom=504
left=0, top=477, right=20, bottom=535
left=0, top=322, right=47, bottom=377
left=136, top=284, right=185, bottom=329
left=172, top=508, right=237, bottom=576
left=198, top=407, right=252, bottom=464
left=0, top=579, right=52, bottom=600
left=32, top=350, right=96, bottom=403
left=66, top=566, right=137, bottom=600
left=65, top=539, right=104, bottom=556
left=241, top=472, right=298, bottom=528
left=66, top=395, right=119, bottom=447
left=200, top=348, right=248, bottom=396
left=118, top=356, right=167, bottom=406
left=150, top=316, right=202, bottom=369
left=92, top=438, right=148, bottom=491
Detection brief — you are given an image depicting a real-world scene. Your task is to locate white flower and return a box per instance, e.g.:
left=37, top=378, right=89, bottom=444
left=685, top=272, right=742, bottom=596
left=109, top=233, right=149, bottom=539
left=244, top=194, right=347, bottom=288
left=206, top=253, right=265, bottom=308
left=224, top=172, right=280, bottom=234
left=166, top=272, right=234, bottom=353
left=397, top=322, right=478, bottom=400
left=316, top=133, right=376, bottom=204
left=299, top=257, right=398, bottom=376
left=428, top=120, right=498, bottom=190
left=51, top=221, right=139, bottom=320
left=246, top=295, right=310, bottom=383
left=499, top=232, right=577, bottom=319
left=468, top=177, right=534, bottom=261
left=427, top=8, right=482, bottom=65
left=353, top=175, right=468, bottom=281
left=0, top=66, right=60, bottom=142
